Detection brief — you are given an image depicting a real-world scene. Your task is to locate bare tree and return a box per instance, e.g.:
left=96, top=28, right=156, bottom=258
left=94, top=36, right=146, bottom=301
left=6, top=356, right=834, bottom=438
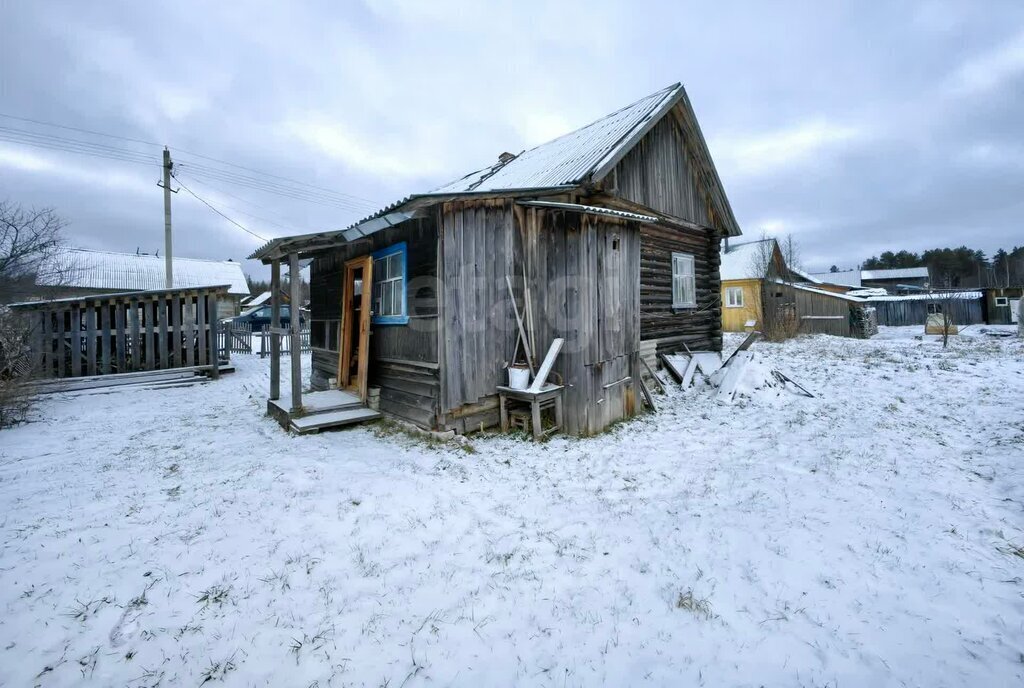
left=925, top=284, right=961, bottom=348
left=0, top=201, right=68, bottom=426
left=747, top=230, right=802, bottom=341
left=0, top=201, right=68, bottom=304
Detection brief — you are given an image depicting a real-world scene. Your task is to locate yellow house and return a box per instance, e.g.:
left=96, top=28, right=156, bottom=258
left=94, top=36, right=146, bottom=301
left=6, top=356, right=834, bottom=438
left=719, top=239, right=787, bottom=332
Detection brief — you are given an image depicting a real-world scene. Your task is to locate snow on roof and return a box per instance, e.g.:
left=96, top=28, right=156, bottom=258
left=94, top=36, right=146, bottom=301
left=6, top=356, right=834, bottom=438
left=243, top=291, right=271, bottom=307
left=720, top=239, right=775, bottom=281
left=38, top=247, right=250, bottom=296
left=252, top=83, right=743, bottom=262
left=432, top=84, right=681, bottom=195
left=861, top=267, right=929, bottom=280
left=810, top=267, right=930, bottom=287
left=779, top=280, right=867, bottom=303
left=808, top=269, right=862, bottom=287
left=863, top=291, right=982, bottom=302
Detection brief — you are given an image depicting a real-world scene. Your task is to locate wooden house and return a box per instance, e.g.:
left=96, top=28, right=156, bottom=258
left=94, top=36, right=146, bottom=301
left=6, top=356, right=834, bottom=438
left=720, top=239, right=875, bottom=338
left=719, top=238, right=790, bottom=332
left=250, top=83, right=742, bottom=436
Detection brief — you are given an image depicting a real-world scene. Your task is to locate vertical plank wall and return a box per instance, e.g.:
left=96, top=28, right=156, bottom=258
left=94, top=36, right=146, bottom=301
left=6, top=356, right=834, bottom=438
left=440, top=200, right=641, bottom=436
left=20, top=287, right=225, bottom=378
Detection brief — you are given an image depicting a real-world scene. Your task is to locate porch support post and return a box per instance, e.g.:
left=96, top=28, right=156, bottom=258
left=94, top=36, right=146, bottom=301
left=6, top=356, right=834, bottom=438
left=289, top=251, right=303, bottom=414
left=270, top=258, right=281, bottom=401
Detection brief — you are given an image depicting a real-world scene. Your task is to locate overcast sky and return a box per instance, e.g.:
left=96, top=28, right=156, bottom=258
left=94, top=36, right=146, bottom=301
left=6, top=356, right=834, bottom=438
left=1, top=0, right=1022, bottom=278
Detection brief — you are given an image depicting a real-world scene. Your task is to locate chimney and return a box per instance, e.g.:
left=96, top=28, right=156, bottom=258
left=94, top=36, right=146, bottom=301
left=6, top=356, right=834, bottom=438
left=498, top=151, right=515, bottom=164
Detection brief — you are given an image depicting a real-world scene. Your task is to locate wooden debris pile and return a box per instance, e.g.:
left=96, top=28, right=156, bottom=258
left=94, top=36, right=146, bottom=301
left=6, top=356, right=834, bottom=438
left=640, top=331, right=814, bottom=408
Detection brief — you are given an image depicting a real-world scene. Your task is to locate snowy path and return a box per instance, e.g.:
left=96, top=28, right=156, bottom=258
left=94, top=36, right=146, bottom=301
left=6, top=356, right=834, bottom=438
left=1, top=329, right=1022, bottom=686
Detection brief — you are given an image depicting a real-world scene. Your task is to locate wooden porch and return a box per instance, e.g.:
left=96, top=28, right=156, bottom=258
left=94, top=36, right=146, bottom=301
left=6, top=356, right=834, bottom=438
left=267, top=389, right=380, bottom=434
left=264, top=251, right=381, bottom=434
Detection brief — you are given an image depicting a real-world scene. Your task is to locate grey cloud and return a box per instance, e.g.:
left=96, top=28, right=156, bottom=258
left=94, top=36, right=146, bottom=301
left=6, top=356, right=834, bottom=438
left=1, top=0, right=1022, bottom=279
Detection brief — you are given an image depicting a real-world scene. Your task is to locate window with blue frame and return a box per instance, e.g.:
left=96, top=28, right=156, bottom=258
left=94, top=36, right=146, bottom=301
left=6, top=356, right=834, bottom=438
left=371, top=242, right=408, bottom=324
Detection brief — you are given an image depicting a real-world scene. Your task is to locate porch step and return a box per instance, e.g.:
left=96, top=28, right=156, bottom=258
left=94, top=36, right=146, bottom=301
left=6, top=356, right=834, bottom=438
left=289, top=407, right=382, bottom=434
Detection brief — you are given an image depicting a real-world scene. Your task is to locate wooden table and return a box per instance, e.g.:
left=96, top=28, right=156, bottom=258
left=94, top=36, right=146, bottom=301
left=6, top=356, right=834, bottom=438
left=497, top=383, right=564, bottom=440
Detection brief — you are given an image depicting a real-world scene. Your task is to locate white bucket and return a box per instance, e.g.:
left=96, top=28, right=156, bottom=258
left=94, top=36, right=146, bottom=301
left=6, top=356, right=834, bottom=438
left=508, top=366, right=530, bottom=390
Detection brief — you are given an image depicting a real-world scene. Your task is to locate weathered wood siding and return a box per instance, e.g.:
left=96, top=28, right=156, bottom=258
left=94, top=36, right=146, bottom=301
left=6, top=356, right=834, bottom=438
left=612, top=113, right=712, bottom=226
left=789, top=286, right=853, bottom=337
left=867, top=296, right=984, bottom=327
left=440, top=200, right=641, bottom=436
left=308, top=216, right=441, bottom=427
left=639, top=223, right=722, bottom=353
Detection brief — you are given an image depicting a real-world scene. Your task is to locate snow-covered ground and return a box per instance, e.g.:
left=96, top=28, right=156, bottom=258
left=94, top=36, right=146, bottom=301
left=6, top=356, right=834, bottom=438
left=1, top=328, right=1022, bottom=687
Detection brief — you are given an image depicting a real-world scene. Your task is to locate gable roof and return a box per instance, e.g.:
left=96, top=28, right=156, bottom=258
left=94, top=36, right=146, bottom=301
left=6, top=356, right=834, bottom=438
left=720, top=239, right=777, bottom=281
left=809, top=267, right=931, bottom=288
left=251, top=82, right=741, bottom=262
left=809, top=269, right=862, bottom=288
left=433, top=85, right=680, bottom=195
left=38, top=247, right=250, bottom=296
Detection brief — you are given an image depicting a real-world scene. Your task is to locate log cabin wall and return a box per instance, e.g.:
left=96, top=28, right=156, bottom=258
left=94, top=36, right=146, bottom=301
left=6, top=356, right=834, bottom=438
left=308, top=216, right=441, bottom=428
left=609, top=108, right=724, bottom=354
left=638, top=223, right=722, bottom=353
left=439, top=200, right=641, bottom=436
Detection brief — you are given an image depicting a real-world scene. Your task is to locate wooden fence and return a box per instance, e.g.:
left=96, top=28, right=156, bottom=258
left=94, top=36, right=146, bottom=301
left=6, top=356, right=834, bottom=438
left=10, top=285, right=228, bottom=379
left=221, top=321, right=311, bottom=358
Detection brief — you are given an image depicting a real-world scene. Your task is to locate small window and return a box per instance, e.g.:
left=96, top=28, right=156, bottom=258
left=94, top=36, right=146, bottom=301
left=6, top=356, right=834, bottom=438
left=371, top=242, right=408, bottom=324
left=927, top=303, right=942, bottom=314
left=995, top=296, right=1009, bottom=307
left=671, top=252, right=696, bottom=309
left=725, top=286, right=745, bottom=308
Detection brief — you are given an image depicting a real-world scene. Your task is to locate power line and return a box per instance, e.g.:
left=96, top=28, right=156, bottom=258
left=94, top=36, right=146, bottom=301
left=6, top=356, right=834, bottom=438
left=175, top=162, right=374, bottom=212
left=173, top=148, right=379, bottom=207
left=177, top=160, right=378, bottom=211
left=0, top=112, right=382, bottom=210
left=0, top=112, right=164, bottom=147
left=0, top=128, right=161, bottom=167
left=0, top=124, right=161, bottom=162
left=176, top=173, right=313, bottom=234
left=171, top=172, right=269, bottom=243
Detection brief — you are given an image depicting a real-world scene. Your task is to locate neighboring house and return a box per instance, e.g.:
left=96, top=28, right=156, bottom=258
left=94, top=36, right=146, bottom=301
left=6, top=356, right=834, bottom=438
left=809, top=267, right=930, bottom=293
left=981, top=286, right=1023, bottom=325
left=250, top=82, right=742, bottom=435
left=35, top=247, right=250, bottom=318
left=719, top=238, right=789, bottom=332
left=720, top=239, right=874, bottom=338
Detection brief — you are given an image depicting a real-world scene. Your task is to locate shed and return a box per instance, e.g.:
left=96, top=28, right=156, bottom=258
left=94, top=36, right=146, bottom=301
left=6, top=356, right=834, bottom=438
left=250, top=82, right=742, bottom=436
left=865, top=292, right=984, bottom=327
left=981, top=287, right=1023, bottom=325
left=33, top=247, right=250, bottom=318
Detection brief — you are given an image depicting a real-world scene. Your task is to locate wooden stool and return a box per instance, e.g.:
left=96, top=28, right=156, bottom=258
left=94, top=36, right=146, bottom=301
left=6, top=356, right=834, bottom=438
left=497, top=383, right=564, bottom=440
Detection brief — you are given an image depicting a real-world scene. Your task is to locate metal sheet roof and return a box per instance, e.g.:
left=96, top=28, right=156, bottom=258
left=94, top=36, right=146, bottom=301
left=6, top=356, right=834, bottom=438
left=250, top=82, right=744, bottom=262
left=517, top=200, right=658, bottom=223
left=38, top=247, right=250, bottom=296
left=720, top=239, right=775, bottom=281
left=861, top=267, right=930, bottom=280
left=809, top=269, right=862, bottom=288
left=432, top=84, right=682, bottom=195
left=9, top=284, right=231, bottom=309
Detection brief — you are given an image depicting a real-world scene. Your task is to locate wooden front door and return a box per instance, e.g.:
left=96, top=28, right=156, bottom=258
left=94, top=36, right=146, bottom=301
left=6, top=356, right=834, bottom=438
left=338, top=255, right=373, bottom=402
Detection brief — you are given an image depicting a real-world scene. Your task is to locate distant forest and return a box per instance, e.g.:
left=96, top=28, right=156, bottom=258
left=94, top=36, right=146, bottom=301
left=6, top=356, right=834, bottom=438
left=838, top=245, right=1024, bottom=288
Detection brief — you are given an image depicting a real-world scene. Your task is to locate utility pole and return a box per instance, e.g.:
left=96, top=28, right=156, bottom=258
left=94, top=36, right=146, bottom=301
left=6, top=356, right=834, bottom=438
left=161, top=147, right=174, bottom=288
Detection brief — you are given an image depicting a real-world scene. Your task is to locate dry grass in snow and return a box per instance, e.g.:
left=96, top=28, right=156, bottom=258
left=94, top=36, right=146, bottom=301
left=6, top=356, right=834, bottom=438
left=0, top=327, right=1022, bottom=686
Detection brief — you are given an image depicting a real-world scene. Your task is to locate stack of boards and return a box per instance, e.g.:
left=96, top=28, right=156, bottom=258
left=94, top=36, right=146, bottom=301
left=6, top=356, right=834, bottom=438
left=23, top=366, right=230, bottom=396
